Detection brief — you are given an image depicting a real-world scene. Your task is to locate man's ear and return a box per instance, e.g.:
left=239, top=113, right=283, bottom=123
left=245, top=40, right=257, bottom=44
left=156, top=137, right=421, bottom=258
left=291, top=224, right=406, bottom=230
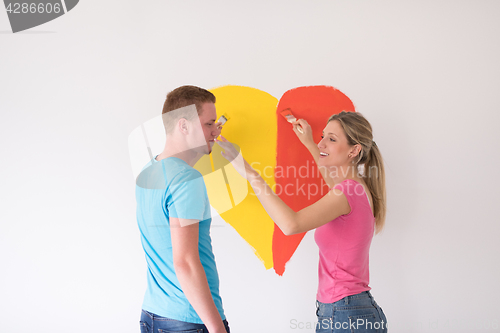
left=178, top=118, right=189, bottom=134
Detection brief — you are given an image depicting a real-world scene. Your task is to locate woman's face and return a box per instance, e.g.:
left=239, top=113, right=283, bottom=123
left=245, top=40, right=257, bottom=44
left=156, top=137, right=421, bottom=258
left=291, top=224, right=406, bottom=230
left=317, top=120, right=356, bottom=168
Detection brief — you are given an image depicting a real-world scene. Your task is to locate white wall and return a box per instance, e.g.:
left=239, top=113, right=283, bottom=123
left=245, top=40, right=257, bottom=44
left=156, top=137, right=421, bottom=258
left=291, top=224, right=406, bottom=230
left=1, top=1, right=499, bottom=332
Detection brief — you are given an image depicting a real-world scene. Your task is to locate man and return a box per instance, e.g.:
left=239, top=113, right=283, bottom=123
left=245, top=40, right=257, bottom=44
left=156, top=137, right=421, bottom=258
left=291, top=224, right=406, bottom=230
left=136, top=86, right=229, bottom=333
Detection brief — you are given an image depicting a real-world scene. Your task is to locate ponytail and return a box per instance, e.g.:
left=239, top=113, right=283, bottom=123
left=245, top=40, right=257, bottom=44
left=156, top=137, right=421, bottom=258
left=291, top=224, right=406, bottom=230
left=363, top=142, right=386, bottom=233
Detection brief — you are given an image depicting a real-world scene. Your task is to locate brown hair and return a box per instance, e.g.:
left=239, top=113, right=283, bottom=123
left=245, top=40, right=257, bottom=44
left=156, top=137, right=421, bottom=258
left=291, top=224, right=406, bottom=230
left=162, top=85, right=215, bottom=115
left=328, top=111, right=387, bottom=233
left=161, top=85, right=216, bottom=134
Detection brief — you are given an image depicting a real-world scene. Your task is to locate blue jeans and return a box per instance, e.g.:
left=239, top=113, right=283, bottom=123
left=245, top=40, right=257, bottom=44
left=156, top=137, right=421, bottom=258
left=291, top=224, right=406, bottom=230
left=140, top=309, right=230, bottom=333
left=316, top=291, right=388, bottom=333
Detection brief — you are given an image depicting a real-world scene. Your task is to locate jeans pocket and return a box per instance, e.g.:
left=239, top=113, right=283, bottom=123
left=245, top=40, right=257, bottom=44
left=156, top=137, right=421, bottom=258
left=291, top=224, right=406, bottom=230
left=158, top=328, right=203, bottom=333
left=139, top=321, right=149, bottom=333
left=348, top=313, right=384, bottom=333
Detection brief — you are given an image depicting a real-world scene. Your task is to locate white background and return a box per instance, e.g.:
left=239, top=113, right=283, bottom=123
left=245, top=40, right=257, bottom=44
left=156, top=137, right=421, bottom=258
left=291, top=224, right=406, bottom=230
left=1, top=1, right=500, bottom=332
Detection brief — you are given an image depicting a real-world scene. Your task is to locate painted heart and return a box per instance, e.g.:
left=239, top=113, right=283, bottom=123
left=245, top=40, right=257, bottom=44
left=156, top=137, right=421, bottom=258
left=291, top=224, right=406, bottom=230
left=202, top=85, right=355, bottom=275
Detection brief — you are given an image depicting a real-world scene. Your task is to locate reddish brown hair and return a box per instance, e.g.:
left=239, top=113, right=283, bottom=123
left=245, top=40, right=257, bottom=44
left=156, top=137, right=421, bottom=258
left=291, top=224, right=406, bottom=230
left=162, top=85, right=215, bottom=115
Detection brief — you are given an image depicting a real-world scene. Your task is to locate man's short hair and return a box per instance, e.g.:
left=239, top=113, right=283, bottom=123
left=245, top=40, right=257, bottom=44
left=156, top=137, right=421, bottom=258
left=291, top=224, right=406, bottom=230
left=163, top=85, right=216, bottom=115
left=162, top=85, right=216, bottom=134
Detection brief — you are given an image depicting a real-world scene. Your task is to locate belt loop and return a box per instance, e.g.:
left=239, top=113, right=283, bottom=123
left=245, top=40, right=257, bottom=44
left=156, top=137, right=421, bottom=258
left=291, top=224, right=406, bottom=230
left=345, top=295, right=349, bottom=305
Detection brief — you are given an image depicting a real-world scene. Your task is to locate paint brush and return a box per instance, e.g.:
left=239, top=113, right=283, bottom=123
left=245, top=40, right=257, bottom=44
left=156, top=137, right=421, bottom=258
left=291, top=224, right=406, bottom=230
left=217, top=113, right=230, bottom=128
left=280, top=108, right=303, bottom=133
left=216, top=114, right=230, bottom=143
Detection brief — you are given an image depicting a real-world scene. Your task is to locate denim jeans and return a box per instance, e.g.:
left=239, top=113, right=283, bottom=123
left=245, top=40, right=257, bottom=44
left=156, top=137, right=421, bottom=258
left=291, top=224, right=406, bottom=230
left=140, top=309, right=230, bottom=333
left=316, top=291, right=388, bottom=333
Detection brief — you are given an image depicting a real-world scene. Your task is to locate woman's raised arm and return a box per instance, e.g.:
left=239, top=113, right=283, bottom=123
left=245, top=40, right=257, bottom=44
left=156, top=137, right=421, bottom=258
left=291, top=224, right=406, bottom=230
left=216, top=136, right=350, bottom=235
left=291, top=119, right=335, bottom=188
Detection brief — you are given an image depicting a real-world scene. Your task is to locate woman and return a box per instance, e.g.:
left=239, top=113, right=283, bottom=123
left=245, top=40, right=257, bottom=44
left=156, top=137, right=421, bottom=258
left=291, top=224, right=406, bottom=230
left=217, top=111, right=388, bottom=333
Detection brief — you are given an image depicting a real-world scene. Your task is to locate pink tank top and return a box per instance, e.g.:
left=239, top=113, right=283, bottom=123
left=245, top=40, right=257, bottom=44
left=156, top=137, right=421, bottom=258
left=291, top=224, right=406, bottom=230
left=314, top=179, right=375, bottom=303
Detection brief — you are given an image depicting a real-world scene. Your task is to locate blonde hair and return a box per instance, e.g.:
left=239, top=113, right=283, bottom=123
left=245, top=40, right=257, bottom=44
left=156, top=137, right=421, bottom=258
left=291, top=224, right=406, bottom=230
left=328, top=111, right=387, bottom=233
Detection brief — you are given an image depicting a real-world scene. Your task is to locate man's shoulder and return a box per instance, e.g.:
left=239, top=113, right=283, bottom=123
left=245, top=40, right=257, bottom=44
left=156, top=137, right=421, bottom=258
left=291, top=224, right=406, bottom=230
left=164, top=160, right=205, bottom=194
left=170, top=161, right=203, bottom=185
left=136, top=157, right=203, bottom=191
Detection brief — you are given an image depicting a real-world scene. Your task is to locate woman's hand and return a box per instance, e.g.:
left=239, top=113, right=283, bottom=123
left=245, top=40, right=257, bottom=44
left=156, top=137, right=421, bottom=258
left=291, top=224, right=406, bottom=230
left=292, top=119, right=315, bottom=149
left=216, top=135, right=258, bottom=180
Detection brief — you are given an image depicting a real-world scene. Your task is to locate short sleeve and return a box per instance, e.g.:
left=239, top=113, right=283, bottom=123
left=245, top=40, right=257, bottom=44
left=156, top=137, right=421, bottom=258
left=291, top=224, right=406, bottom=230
left=167, top=170, right=207, bottom=221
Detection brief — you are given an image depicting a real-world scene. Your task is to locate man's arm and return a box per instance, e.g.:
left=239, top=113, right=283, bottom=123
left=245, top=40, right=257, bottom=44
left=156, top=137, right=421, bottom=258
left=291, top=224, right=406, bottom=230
left=170, top=217, right=227, bottom=333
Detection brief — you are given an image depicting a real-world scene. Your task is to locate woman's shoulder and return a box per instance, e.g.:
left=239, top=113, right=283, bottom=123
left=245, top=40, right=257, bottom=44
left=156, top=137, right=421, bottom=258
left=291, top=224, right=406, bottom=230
left=333, top=178, right=364, bottom=192
left=334, top=179, right=372, bottom=208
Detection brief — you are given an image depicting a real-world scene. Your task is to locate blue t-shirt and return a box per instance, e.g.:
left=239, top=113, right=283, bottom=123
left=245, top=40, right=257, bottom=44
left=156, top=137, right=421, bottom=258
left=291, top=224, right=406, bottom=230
left=136, top=156, right=225, bottom=323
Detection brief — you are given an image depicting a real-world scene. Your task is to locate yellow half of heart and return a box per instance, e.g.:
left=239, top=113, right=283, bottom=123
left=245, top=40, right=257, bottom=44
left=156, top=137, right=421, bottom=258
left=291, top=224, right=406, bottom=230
left=193, top=85, right=278, bottom=269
